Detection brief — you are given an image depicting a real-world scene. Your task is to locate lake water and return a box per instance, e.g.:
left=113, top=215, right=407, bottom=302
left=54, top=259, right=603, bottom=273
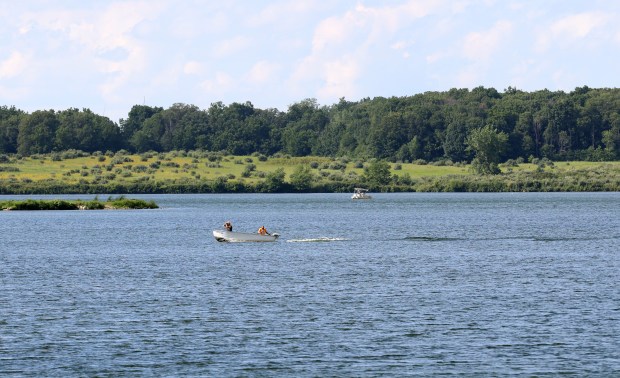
left=1, top=193, right=619, bottom=376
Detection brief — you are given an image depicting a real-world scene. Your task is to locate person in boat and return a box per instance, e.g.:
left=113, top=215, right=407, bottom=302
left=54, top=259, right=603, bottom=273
left=257, top=225, right=269, bottom=235
left=223, top=221, right=233, bottom=231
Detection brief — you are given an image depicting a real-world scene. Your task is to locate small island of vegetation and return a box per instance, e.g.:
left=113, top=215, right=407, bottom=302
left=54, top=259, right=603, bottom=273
left=0, top=196, right=158, bottom=211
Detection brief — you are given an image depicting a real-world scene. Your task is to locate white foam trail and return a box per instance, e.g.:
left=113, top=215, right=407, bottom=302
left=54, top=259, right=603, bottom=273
left=286, top=237, right=349, bottom=243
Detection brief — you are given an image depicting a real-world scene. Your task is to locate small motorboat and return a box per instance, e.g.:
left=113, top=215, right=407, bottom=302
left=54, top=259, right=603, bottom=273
left=351, top=188, right=372, bottom=200
left=213, top=229, right=280, bottom=242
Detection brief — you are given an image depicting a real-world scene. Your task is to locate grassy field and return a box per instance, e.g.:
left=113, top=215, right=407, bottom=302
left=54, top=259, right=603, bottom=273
left=1, top=151, right=619, bottom=193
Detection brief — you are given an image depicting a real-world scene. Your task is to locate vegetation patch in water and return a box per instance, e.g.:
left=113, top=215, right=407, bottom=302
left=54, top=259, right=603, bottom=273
left=0, top=196, right=158, bottom=210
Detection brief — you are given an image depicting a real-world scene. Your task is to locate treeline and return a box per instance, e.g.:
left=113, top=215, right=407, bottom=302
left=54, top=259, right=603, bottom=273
left=2, top=86, right=619, bottom=162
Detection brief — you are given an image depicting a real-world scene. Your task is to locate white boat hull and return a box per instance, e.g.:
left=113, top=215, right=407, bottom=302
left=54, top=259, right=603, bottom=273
left=213, top=230, right=280, bottom=243
left=352, top=188, right=372, bottom=199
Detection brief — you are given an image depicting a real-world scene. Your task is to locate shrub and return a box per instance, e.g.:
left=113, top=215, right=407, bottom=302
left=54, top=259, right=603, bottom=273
left=61, top=149, right=89, bottom=159
left=112, top=156, right=133, bottom=164
left=207, top=153, right=222, bottom=162
left=329, top=162, right=346, bottom=170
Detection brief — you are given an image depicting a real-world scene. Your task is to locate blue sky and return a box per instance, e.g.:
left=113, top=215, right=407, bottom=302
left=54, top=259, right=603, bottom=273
left=1, top=0, right=619, bottom=123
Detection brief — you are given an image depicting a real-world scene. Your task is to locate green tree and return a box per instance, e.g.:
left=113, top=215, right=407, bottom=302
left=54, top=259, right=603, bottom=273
left=364, top=160, right=392, bottom=187
left=55, top=108, right=122, bottom=152
left=289, top=165, right=314, bottom=191
left=261, top=168, right=286, bottom=192
left=120, top=105, right=163, bottom=150
left=281, top=99, right=328, bottom=156
left=602, top=114, right=620, bottom=158
left=0, top=106, right=24, bottom=153
left=130, top=114, right=165, bottom=152
left=466, top=125, right=508, bottom=175
left=17, top=110, right=59, bottom=155
left=443, top=122, right=469, bottom=162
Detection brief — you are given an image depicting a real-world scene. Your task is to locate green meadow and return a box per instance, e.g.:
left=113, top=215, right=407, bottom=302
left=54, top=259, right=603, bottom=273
left=1, top=151, right=619, bottom=193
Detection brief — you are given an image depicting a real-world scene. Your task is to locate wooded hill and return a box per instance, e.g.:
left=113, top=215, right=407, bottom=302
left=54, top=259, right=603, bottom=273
left=2, top=86, right=619, bottom=164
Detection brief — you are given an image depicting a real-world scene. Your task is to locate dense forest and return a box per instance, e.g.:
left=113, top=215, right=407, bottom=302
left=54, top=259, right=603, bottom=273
left=2, top=86, right=619, bottom=163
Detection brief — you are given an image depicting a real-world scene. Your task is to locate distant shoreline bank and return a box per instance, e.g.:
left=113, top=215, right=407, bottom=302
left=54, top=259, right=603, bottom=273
left=1, top=152, right=619, bottom=194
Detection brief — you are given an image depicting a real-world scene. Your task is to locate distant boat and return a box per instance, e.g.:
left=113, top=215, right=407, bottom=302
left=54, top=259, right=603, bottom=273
left=213, top=230, right=280, bottom=242
left=351, top=188, right=372, bottom=200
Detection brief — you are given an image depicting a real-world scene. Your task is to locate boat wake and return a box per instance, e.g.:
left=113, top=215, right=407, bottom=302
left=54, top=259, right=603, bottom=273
left=403, top=235, right=619, bottom=242
left=286, top=237, right=349, bottom=243
left=403, top=236, right=464, bottom=242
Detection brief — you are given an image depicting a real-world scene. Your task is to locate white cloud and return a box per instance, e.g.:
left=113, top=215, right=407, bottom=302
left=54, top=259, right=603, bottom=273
left=426, top=51, right=447, bottom=64
left=18, top=2, right=164, bottom=102
left=391, top=41, right=408, bottom=50
left=550, top=11, right=608, bottom=39
left=462, top=20, right=513, bottom=62
left=0, top=51, right=28, bottom=78
left=311, top=0, right=444, bottom=54
left=200, top=71, right=234, bottom=94
left=457, top=65, right=481, bottom=87
left=4, top=0, right=620, bottom=121
left=247, top=61, right=279, bottom=84
left=213, top=36, right=251, bottom=58
left=249, top=0, right=324, bottom=27
left=312, top=14, right=357, bottom=52
left=152, top=64, right=182, bottom=87
left=184, top=61, right=204, bottom=75
left=536, top=11, right=610, bottom=51
left=293, top=0, right=446, bottom=101
left=317, top=56, right=360, bottom=100
left=170, top=10, right=228, bottom=38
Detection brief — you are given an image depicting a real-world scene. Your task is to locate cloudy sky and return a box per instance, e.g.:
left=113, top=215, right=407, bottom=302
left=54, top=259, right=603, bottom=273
left=1, top=0, right=619, bottom=123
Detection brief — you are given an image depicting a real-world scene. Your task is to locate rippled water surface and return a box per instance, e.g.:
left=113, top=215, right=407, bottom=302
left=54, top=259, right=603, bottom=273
left=1, top=193, right=619, bottom=376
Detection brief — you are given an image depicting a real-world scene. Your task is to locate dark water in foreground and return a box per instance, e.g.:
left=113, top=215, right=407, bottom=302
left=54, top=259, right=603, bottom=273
left=1, top=193, right=619, bottom=376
